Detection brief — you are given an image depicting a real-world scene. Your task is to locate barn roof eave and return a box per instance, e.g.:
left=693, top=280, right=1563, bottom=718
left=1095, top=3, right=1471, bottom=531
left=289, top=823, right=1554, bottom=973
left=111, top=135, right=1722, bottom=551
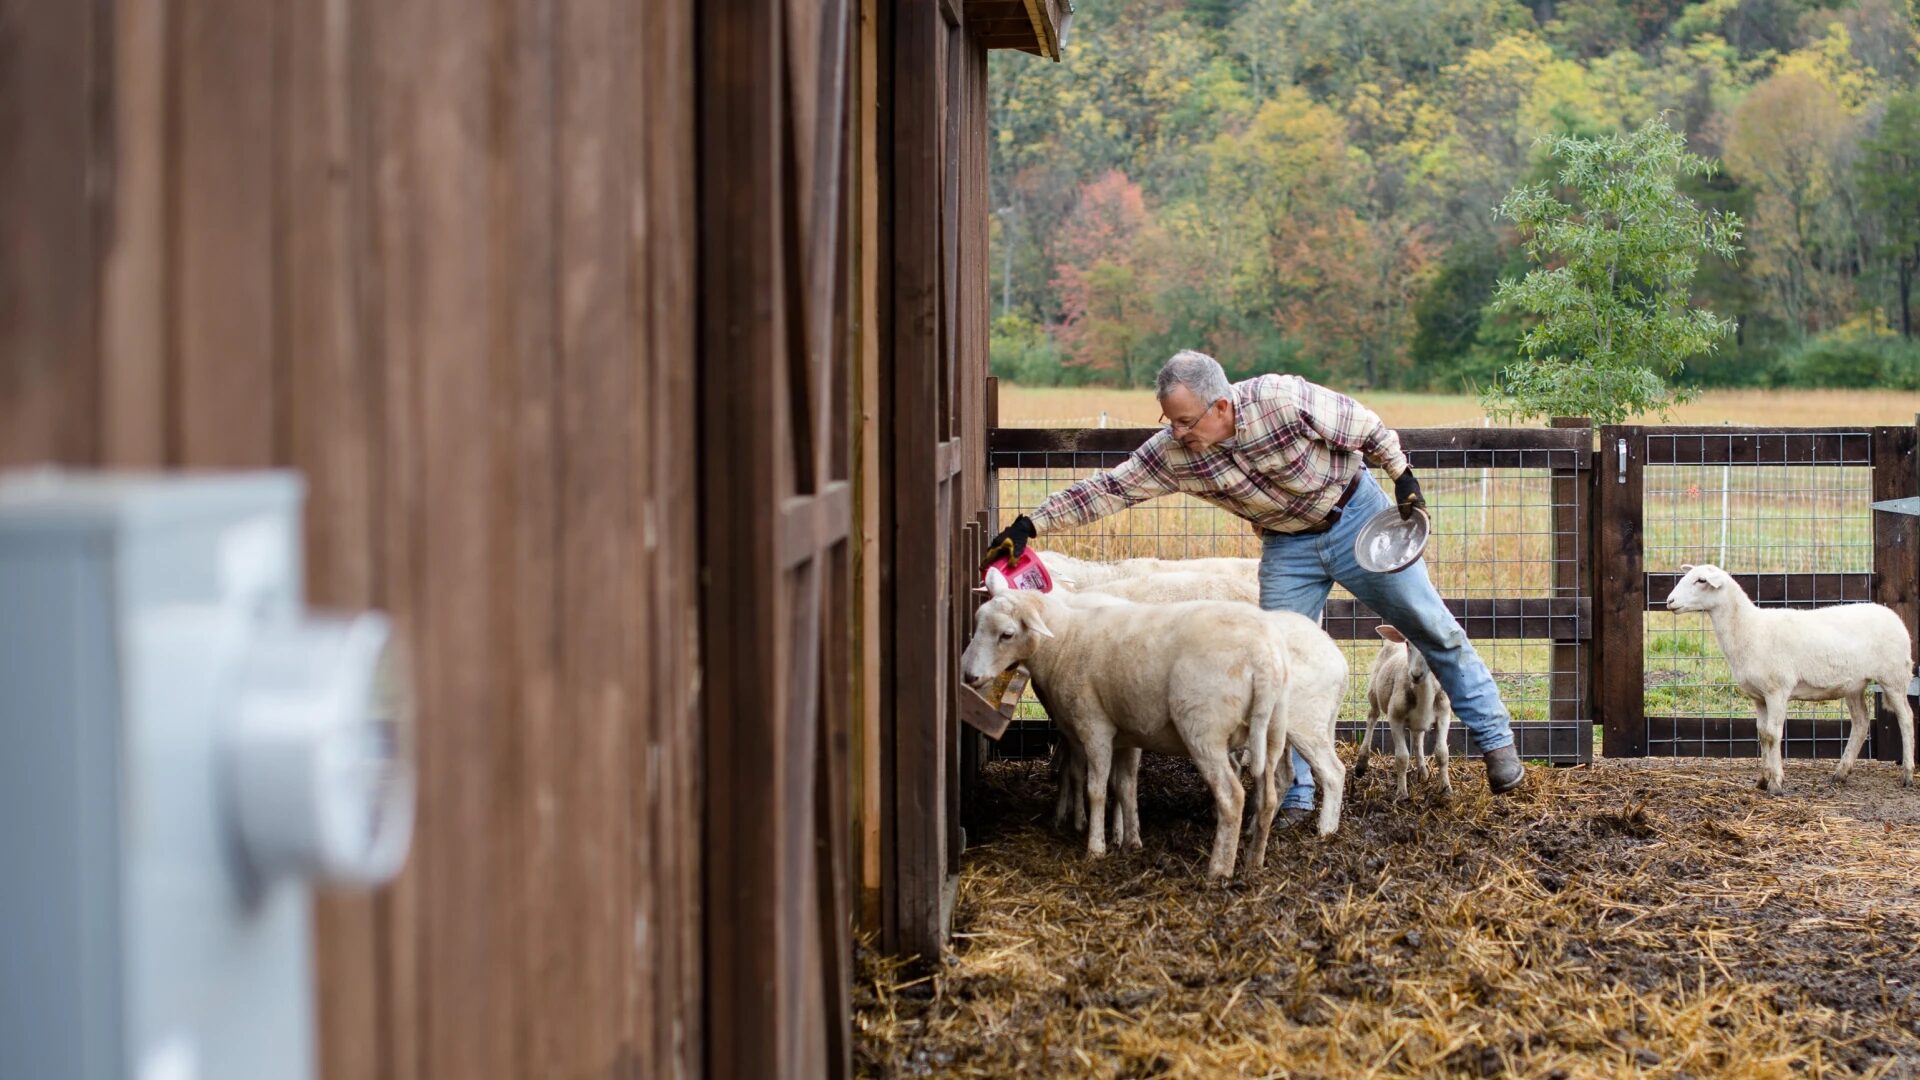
left=965, top=0, right=1073, bottom=62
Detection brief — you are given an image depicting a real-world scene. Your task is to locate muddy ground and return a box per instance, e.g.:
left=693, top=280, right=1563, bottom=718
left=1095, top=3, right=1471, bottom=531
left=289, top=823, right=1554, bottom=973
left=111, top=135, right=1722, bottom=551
left=856, top=753, right=1920, bottom=1079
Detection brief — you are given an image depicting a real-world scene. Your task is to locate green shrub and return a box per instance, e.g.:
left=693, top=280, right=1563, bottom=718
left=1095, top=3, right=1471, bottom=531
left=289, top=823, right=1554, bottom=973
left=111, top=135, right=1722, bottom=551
left=1774, top=333, right=1920, bottom=389
left=989, top=314, right=1066, bottom=386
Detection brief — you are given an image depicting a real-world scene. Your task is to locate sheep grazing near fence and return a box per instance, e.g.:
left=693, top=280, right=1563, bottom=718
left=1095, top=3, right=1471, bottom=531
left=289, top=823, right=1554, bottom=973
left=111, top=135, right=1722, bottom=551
left=961, top=574, right=1323, bottom=877
left=1664, top=563, right=1916, bottom=792
left=1357, top=625, right=1453, bottom=799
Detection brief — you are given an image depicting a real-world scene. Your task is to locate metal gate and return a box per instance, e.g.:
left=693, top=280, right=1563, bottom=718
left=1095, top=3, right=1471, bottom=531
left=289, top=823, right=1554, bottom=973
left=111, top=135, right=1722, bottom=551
left=1595, top=425, right=1919, bottom=761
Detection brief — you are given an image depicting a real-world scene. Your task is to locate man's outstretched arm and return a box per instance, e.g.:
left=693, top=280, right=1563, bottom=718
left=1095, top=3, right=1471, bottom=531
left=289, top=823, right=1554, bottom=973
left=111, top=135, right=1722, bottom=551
left=987, top=435, right=1180, bottom=560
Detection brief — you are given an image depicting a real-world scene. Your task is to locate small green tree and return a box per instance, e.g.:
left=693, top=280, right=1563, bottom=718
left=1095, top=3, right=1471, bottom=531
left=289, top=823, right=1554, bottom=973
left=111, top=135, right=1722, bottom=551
left=1486, top=116, right=1743, bottom=424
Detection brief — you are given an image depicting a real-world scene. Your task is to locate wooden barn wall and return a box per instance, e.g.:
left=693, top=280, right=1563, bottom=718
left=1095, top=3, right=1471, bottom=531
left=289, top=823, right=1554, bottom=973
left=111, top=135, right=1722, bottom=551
left=0, top=0, right=990, bottom=1072
left=0, top=2, right=703, bottom=1078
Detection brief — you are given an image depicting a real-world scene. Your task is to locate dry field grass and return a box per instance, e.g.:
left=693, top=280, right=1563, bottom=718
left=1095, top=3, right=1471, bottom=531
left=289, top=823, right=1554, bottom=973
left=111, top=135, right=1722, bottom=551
left=856, top=755, right=1920, bottom=1079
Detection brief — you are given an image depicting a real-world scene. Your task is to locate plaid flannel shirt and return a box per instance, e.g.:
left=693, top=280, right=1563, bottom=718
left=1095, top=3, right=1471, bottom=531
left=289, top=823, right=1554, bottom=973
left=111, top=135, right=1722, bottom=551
left=1029, top=374, right=1411, bottom=537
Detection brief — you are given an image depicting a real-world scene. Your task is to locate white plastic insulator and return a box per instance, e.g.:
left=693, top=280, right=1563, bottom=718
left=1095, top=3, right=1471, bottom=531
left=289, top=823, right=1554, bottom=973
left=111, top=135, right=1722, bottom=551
left=229, top=612, right=415, bottom=887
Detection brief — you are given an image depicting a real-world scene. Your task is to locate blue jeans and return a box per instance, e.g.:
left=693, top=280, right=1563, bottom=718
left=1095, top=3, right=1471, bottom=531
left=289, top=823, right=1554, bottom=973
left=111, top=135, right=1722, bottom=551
left=1262, top=475, right=1514, bottom=809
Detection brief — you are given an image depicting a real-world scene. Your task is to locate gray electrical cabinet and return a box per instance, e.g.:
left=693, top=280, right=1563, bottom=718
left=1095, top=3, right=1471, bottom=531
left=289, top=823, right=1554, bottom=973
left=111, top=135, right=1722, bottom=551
left=0, top=471, right=414, bottom=1080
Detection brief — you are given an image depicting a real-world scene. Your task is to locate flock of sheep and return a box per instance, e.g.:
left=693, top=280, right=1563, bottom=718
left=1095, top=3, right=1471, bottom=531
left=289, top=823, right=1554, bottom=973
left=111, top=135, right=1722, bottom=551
left=960, top=553, right=1917, bottom=881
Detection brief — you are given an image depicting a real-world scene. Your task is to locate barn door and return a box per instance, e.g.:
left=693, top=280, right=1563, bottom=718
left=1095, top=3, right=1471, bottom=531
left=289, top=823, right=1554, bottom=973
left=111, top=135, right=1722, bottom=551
left=699, top=1, right=854, bottom=1077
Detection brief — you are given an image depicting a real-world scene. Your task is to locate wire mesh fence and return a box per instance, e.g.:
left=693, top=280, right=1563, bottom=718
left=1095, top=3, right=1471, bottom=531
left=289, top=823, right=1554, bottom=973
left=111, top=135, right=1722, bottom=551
left=987, top=436, right=1590, bottom=764
left=1639, top=429, right=1878, bottom=758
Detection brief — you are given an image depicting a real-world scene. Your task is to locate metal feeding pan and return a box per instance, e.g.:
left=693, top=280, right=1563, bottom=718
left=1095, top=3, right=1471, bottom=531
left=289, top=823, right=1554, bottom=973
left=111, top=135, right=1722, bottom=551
left=1352, top=504, right=1430, bottom=574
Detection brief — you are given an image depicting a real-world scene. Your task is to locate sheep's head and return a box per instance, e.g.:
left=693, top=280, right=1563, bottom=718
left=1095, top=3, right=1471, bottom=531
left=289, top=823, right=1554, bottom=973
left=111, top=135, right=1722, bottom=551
left=1665, top=564, right=1732, bottom=612
left=960, top=580, right=1055, bottom=689
left=1376, top=624, right=1430, bottom=683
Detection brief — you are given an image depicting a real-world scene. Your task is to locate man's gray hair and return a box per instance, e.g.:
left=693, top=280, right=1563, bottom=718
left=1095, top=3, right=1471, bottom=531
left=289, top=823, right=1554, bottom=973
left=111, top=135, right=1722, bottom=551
left=1156, top=350, right=1232, bottom=407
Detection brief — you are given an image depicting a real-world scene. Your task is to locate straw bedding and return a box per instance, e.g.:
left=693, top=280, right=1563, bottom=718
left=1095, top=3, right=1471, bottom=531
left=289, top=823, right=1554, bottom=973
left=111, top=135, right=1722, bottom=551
left=855, top=753, right=1920, bottom=1078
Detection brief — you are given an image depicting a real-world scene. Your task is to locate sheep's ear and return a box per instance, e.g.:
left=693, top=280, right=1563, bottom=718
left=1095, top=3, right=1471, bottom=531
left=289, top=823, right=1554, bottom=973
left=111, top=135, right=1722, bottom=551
left=1375, top=625, right=1407, bottom=644
left=1701, top=567, right=1727, bottom=588
left=1024, top=608, right=1055, bottom=639
left=1680, top=564, right=1695, bottom=574
left=985, top=567, right=1010, bottom=596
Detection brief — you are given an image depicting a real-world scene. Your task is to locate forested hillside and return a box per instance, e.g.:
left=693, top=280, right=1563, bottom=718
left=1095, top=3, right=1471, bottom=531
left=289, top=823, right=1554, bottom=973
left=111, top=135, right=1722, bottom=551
left=988, top=0, right=1920, bottom=391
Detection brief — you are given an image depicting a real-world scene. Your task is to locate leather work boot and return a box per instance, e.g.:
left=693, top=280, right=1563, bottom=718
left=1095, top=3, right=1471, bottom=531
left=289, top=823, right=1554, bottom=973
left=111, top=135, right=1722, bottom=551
left=1483, top=745, right=1525, bottom=794
left=1278, top=807, right=1314, bottom=829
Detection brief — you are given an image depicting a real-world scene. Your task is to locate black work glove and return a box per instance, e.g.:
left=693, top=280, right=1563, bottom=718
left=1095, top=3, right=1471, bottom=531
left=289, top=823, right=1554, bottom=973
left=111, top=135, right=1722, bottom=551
left=1394, top=468, right=1425, bottom=520
left=983, top=514, right=1038, bottom=569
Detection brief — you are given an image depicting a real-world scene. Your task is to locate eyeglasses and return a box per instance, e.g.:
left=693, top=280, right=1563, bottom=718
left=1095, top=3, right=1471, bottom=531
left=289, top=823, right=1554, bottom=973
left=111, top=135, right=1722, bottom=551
left=1159, top=405, right=1218, bottom=437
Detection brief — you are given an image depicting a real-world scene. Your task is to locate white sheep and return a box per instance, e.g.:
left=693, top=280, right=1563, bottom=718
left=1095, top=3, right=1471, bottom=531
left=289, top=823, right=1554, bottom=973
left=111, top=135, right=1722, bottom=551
left=1049, top=585, right=1349, bottom=849
left=1664, top=563, right=1916, bottom=791
left=1108, top=607, right=1350, bottom=841
left=1037, top=550, right=1259, bottom=591
left=1356, top=625, right=1453, bottom=799
left=961, top=577, right=1323, bottom=877
left=1079, top=569, right=1260, bottom=606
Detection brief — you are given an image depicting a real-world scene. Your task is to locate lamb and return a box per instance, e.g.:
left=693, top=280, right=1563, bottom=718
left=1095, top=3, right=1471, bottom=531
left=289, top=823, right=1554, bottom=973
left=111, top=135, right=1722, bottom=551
left=1664, top=563, right=1915, bottom=791
left=1037, top=550, right=1259, bottom=591
left=1356, top=625, right=1453, bottom=799
left=961, top=576, right=1330, bottom=877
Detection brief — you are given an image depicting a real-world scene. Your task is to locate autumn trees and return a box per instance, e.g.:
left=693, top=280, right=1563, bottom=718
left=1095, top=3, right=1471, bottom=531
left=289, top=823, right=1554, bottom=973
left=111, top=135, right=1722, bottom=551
left=991, top=0, right=1920, bottom=396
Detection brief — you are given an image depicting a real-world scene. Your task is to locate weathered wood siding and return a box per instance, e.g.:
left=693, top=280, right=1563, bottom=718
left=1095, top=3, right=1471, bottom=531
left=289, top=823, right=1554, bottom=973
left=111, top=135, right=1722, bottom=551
left=0, top=2, right=702, bottom=1076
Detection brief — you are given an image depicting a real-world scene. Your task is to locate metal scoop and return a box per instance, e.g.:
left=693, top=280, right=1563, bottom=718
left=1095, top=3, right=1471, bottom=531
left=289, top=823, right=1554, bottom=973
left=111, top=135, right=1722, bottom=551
left=1352, top=503, right=1430, bottom=574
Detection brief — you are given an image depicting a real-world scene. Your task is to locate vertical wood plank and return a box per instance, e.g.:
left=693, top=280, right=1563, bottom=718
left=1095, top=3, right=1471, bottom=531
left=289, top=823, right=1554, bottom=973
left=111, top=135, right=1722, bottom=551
left=0, top=0, right=101, bottom=466
left=352, top=0, right=422, bottom=1072
left=100, top=0, right=168, bottom=468
left=365, top=0, right=497, bottom=1074
left=818, top=539, right=854, bottom=1080
left=549, top=0, right=635, bottom=1070
left=888, top=0, right=949, bottom=959
left=281, top=0, right=383, bottom=1075
left=173, top=0, right=277, bottom=466
left=853, top=0, right=885, bottom=935
left=1872, top=424, right=1918, bottom=761
left=1596, top=426, right=1645, bottom=758
left=491, top=0, right=561, bottom=1078
left=636, top=0, right=702, bottom=1075
left=700, top=0, right=793, bottom=1073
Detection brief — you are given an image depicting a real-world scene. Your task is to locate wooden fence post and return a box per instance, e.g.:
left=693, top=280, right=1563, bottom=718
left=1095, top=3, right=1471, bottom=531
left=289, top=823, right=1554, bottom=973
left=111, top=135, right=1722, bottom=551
left=1595, top=426, right=1645, bottom=757
left=1872, top=423, right=1919, bottom=761
left=1550, top=417, right=1592, bottom=762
